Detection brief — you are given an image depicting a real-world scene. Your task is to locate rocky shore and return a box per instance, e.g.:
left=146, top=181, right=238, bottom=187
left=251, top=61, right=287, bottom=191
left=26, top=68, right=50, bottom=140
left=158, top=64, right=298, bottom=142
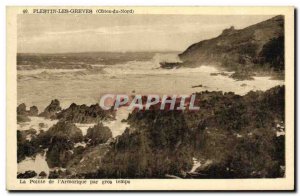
left=161, top=16, right=285, bottom=81
left=17, top=85, right=285, bottom=179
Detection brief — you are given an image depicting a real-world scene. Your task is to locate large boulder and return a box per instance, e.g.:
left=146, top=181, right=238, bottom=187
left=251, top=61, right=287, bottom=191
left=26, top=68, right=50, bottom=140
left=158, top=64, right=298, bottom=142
left=56, top=103, right=115, bottom=123
left=98, top=110, right=193, bottom=178
left=17, top=170, right=37, bottom=179
left=39, top=99, right=61, bottom=118
left=38, top=171, right=47, bottom=178
left=46, top=134, right=74, bottom=168
left=17, top=103, right=27, bottom=115
left=17, top=103, right=39, bottom=122
left=17, top=130, right=39, bottom=162
left=45, top=121, right=83, bottom=143
left=28, top=106, right=39, bottom=116
left=85, top=123, right=112, bottom=146
left=17, top=103, right=39, bottom=116
left=66, top=144, right=111, bottom=177
left=39, top=121, right=83, bottom=168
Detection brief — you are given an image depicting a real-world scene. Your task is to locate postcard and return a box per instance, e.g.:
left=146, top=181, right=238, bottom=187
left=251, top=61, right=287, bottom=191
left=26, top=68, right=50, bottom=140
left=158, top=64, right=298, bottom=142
left=6, top=6, right=295, bottom=191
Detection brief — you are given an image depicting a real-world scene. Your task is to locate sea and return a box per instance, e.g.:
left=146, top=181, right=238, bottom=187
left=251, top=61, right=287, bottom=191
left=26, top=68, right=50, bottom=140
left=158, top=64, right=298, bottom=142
left=17, top=51, right=284, bottom=176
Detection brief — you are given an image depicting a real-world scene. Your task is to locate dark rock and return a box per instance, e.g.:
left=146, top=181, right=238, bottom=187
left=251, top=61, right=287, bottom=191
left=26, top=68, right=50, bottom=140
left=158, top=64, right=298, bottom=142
left=41, top=121, right=83, bottom=167
left=24, top=128, right=37, bottom=135
left=193, top=161, right=234, bottom=178
left=47, top=169, right=73, bottom=179
left=48, top=171, right=60, bottom=179
left=16, top=86, right=285, bottom=179
left=47, top=121, right=83, bottom=143
left=230, top=71, right=254, bottom=81
left=39, top=122, right=46, bottom=128
left=85, top=123, right=112, bottom=146
left=46, top=136, right=74, bottom=168
left=160, top=62, right=182, bottom=69
left=28, top=106, right=39, bottom=116
left=39, top=99, right=61, bottom=118
left=35, top=121, right=83, bottom=149
left=66, top=144, right=111, bottom=176
left=17, top=103, right=39, bottom=117
left=221, top=26, right=236, bottom=36
left=121, top=119, right=127, bottom=123
left=39, top=171, right=47, bottom=178
left=17, top=170, right=37, bottom=178
left=97, top=110, right=193, bottom=178
left=187, top=86, right=285, bottom=178
left=91, top=86, right=285, bottom=179
left=17, top=104, right=31, bottom=123
left=74, top=146, right=85, bottom=155
left=192, top=84, right=203, bottom=88
left=17, top=103, right=27, bottom=115
left=56, top=103, right=115, bottom=123
left=179, top=16, right=284, bottom=78
left=17, top=130, right=39, bottom=162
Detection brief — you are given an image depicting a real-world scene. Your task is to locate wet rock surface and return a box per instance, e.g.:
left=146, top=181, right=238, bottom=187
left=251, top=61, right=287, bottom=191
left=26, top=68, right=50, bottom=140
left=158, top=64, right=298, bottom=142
left=17, top=86, right=285, bottom=179
left=39, top=99, right=61, bottom=118
left=17, top=170, right=37, bottom=179
left=56, top=103, right=115, bottom=123
left=17, top=103, right=39, bottom=122
left=85, top=123, right=112, bottom=146
left=178, top=16, right=285, bottom=80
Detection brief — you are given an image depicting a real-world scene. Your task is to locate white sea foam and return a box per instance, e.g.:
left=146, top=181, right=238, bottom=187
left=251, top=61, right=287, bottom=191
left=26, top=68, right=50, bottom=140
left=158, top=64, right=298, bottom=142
left=18, top=151, right=49, bottom=177
left=17, top=53, right=284, bottom=115
left=17, top=116, right=58, bottom=133
left=18, top=68, right=86, bottom=76
left=74, top=123, right=96, bottom=136
left=16, top=52, right=285, bottom=178
left=103, top=107, right=130, bottom=138
left=190, top=157, right=201, bottom=173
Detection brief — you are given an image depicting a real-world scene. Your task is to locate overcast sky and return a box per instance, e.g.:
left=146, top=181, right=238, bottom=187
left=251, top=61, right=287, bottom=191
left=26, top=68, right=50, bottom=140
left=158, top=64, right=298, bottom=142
left=18, top=14, right=274, bottom=53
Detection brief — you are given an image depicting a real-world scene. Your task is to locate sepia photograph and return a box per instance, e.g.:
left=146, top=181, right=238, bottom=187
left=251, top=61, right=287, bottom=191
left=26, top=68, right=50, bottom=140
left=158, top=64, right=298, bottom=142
left=6, top=6, right=295, bottom=191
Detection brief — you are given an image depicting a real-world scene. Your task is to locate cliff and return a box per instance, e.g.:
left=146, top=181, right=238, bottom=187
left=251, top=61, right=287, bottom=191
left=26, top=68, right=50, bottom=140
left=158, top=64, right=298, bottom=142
left=179, top=15, right=284, bottom=73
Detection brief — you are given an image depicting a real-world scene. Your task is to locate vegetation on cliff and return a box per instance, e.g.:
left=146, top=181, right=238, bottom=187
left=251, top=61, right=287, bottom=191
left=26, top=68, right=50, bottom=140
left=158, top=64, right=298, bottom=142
left=177, top=16, right=284, bottom=79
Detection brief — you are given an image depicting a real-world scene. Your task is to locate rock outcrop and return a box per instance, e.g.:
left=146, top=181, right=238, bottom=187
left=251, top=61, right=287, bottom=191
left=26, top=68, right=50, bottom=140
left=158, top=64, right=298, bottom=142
left=96, top=110, right=194, bottom=178
left=46, top=135, right=74, bottom=168
left=39, top=99, right=61, bottom=118
left=17, top=103, right=27, bottom=116
left=28, top=106, right=39, bottom=116
left=85, top=123, right=112, bottom=146
left=17, top=129, right=39, bottom=162
left=90, top=86, right=285, bottom=179
left=17, top=103, right=39, bottom=122
left=66, top=144, right=111, bottom=177
left=43, top=121, right=83, bottom=144
left=16, top=86, right=285, bottom=179
left=17, top=171, right=37, bottom=179
left=40, top=121, right=83, bottom=167
left=39, top=171, right=47, bottom=178
left=56, top=103, right=115, bottom=123
left=178, top=15, right=284, bottom=78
